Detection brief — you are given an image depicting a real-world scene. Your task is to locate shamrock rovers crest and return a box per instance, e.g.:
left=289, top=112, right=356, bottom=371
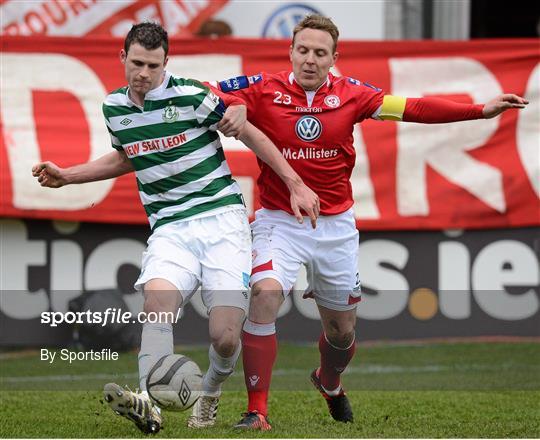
left=162, top=101, right=179, bottom=123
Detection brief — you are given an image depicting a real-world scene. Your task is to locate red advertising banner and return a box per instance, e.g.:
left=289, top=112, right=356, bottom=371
left=1, top=37, right=539, bottom=230
left=0, top=0, right=229, bottom=37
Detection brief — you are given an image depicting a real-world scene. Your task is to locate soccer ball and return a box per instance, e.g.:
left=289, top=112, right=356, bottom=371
left=146, top=354, right=203, bottom=411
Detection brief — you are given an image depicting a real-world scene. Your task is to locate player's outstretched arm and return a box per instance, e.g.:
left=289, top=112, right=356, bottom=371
left=32, top=150, right=133, bottom=188
left=377, top=93, right=528, bottom=124
left=238, top=122, right=320, bottom=228
left=482, top=94, right=529, bottom=118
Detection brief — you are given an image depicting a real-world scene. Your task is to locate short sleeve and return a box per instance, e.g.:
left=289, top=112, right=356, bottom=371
left=102, top=103, right=123, bottom=151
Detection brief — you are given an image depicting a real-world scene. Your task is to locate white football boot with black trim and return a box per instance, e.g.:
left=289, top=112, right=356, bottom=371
left=103, top=383, right=162, bottom=434
left=187, top=393, right=220, bottom=428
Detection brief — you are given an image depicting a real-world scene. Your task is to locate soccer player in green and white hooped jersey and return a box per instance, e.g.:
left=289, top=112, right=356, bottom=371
left=103, top=73, right=247, bottom=231
left=32, top=22, right=320, bottom=434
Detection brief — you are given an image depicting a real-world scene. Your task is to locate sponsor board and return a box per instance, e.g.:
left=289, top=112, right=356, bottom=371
left=1, top=38, right=539, bottom=230
left=1, top=219, right=538, bottom=345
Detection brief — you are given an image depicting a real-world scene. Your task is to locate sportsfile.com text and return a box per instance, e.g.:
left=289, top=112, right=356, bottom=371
left=40, top=308, right=182, bottom=327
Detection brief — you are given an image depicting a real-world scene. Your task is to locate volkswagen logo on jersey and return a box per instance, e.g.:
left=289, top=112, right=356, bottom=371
left=295, top=116, right=322, bottom=142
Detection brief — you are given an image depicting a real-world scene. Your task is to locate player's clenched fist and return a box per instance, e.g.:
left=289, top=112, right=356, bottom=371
left=31, top=162, right=66, bottom=188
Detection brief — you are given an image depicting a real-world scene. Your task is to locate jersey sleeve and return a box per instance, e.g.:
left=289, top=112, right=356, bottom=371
left=372, top=95, right=485, bottom=123
left=191, top=80, right=230, bottom=131
left=205, top=82, right=246, bottom=107
left=349, top=80, right=386, bottom=122
left=402, top=97, right=485, bottom=123
left=212, top=73, right=265, bottom=116
left=102, top=103, right=123, bottom=152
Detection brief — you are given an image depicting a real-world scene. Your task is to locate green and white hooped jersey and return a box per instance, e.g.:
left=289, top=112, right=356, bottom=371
left=102, top=72, right=243, bottom=230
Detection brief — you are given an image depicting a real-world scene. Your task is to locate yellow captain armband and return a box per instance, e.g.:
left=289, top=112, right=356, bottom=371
left=378, top=95, right=407, bottom=121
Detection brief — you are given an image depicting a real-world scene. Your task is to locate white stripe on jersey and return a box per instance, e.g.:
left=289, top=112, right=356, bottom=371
left=108, top=106, right=195, bottom=132
left=194, top=92, right=221, bottom=124
left=140, top=161, right=232, bottom=205
left=147, top=183, right=240, bottom=229
left=158, top=84, right=208, bottom=100
left=121, top=126, right=209, bottom=158
left=136, top=141, right=222, bottom=184
left=103, top=92, right=129, bottom=107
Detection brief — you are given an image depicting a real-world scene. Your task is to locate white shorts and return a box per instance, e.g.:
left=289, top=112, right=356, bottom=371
left=251, top=208, right=361, bottom=311
left=135, top=208, right=251, bottom=314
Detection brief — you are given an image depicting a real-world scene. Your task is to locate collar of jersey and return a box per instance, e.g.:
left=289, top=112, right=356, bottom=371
left=126, top=71, right=172, bottom=108
left=288, top=71, right=331, bottom=92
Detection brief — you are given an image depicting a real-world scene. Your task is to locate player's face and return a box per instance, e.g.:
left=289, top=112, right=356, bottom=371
left=290, top=28, right=338, bottom=91
left=120, top=43, right=168, bottom=100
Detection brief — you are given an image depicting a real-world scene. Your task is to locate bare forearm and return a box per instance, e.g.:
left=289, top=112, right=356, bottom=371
left=239, top=122, right=302, bottom=188
left=64, top=151, right=133, bottom=184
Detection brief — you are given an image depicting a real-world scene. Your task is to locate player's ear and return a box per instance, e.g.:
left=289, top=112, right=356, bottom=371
left=331, top=51, right=339, bottom=66
left=289, top=45, right=293, bottom=62
left=120, top=49, right=127, bottom=65
left=163, top=56, right=169, bottom=68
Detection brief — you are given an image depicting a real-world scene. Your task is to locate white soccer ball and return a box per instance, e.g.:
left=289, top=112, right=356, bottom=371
left=146, top=354, right=203, bottom=411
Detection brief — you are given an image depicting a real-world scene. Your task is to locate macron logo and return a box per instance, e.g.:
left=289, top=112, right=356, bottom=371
left=249, top=375, right=260, bottom=387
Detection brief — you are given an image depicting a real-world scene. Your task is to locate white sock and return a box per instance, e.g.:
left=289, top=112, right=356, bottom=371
left=321, top=384, right=342, bottom=396
left=243, top=319, right=276, bottom=336
left=138, top=322, right=173, bottom=391
left=202, top=342, right=241, bottom=395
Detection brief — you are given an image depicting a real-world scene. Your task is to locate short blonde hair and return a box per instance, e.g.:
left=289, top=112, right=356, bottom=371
left=292, top=14, right=339, bottom=53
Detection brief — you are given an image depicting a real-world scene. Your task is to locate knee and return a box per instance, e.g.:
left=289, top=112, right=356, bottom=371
left=211, top=329, right=239, bottom=357
left=143, top=291, right=163, bottom=314
left=325, top=319, right=356, bottom=348
left=143, top=289, right=179, bottom=315
left=250, top=283, right=283, bottom=319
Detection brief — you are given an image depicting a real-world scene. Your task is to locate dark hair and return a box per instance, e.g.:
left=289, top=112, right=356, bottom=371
left=292, top=14, right=339, bottom=53
left=124, top=22, right=168, bottom=57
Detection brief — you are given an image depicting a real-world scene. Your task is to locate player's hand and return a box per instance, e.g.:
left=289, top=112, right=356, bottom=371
left=289, top=183, right=320, bottom=228
left=483, top=94, right=528, bottom=119
left=31, top=162, right=66, bottom=188
left=218, top=104, right=246, bottom=138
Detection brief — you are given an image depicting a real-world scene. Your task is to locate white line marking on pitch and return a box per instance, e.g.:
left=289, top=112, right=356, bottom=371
left=2, top=363, right=525, bottom=384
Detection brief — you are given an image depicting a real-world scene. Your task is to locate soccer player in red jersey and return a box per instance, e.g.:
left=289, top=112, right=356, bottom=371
left=216, top=15, right=528, bottom=430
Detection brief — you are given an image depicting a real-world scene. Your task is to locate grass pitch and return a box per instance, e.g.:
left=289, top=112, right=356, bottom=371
left=1, top=341, right=539, bottom=438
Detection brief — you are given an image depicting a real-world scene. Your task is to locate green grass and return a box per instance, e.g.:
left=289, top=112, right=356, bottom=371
left=1, top=342, right=539, bottom=437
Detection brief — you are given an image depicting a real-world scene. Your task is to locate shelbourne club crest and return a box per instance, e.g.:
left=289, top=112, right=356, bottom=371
left=162, top=101, right=179, bottom=123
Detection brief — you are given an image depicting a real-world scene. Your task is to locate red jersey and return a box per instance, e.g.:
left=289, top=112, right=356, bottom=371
left=219, top=71, right=385, bottom=216
left=218, top=71, right=484, bottom=216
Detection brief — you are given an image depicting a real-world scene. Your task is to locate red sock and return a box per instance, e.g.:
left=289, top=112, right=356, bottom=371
left=242, top=328, right=277, bottom=416
left=318, top=332, right=355, bottom=391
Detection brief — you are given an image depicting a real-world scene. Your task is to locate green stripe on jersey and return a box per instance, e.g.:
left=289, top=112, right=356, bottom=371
left=137, top=150, right=226, bottom=195
left=167, top=76, right=206, bottom=89
left=103, top=105, right=142, bottom=119
left=152, top=194, right=244, bottom=230
left=143, top=175, right=234, bottom=216
left=201, top=110, right=223, bottom=128
left=143, top=93, right=207, bottom=113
